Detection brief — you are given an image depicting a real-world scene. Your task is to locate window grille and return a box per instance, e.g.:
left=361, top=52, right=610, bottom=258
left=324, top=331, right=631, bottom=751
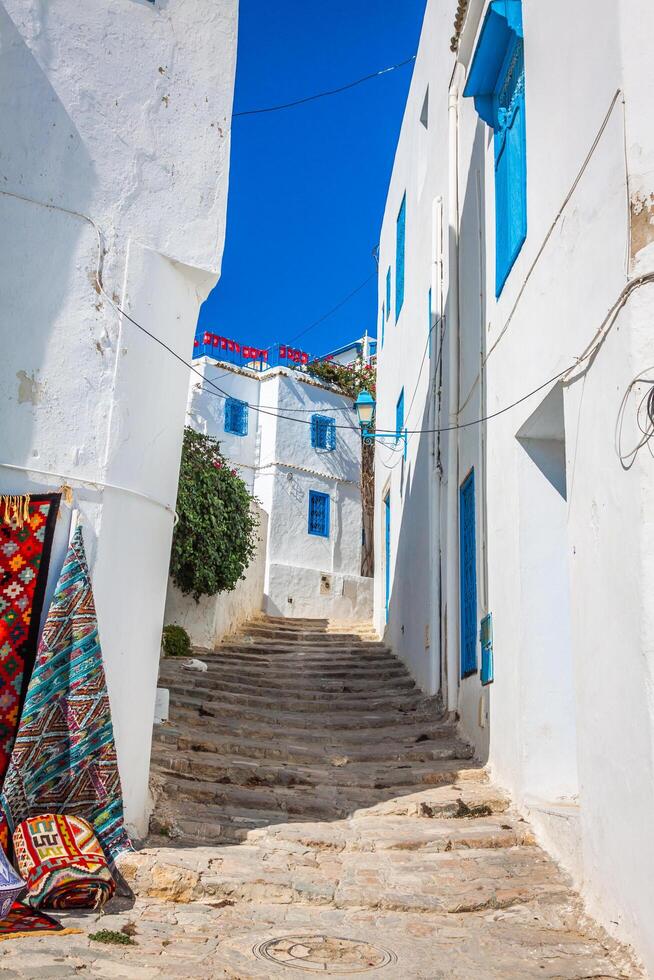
left=224, top=397, right=248, bottom=436
left=311, top=415, right=336, bottom=451
left=308, top=490, right=329, bottom=537
left=395, top=194, right=406, bottom=320
left=459, top=469, right=478, bottom=677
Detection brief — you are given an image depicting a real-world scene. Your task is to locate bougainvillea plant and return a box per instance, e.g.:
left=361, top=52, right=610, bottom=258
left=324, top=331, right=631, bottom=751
left=170, top=427, right=259, bottom=601
left=306, top=355, right=376, bottom=402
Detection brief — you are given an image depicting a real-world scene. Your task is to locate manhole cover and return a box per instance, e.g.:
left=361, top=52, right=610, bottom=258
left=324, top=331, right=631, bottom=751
left=252, top=934, right=397, bottom=973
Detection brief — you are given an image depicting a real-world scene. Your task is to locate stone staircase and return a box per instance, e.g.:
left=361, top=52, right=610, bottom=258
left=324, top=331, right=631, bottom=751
left=149, top=616, right=484, bottom=846
left=123, top=616, right=641, bottom=976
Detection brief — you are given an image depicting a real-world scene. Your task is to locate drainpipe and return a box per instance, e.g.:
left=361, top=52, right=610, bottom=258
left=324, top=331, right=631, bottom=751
left=444, top=65, right=463, bottom=714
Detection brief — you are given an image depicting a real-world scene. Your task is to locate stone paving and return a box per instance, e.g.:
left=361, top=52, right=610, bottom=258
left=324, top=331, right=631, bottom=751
left=0, top=618, right=643, bottom=978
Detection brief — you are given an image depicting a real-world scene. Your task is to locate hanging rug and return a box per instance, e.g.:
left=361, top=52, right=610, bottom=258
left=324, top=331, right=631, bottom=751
left=0, top=525, right=132, bottom=861
left=0, top=900, right=80, bottom=941
left=0, top=494, right=60, bottom=786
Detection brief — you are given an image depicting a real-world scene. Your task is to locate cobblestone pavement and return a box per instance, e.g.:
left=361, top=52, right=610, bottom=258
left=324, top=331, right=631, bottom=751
left=0, top=619, right=642, bottom=978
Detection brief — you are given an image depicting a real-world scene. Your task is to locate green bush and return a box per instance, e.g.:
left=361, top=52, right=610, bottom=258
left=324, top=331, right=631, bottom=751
left=162, top=624, right=191, bottom=658
left=170, top=427, right=259, bottom=601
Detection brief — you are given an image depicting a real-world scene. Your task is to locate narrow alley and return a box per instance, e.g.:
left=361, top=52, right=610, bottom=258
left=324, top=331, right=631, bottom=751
left=0, top=619, right=636, bottom=978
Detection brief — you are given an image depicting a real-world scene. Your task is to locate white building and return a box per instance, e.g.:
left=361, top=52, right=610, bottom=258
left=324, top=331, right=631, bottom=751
left=0, top=0, right=238, bottom=838
left=374, top=0, right=654, bottom=969
left=182, top=355, right=372, bottom=622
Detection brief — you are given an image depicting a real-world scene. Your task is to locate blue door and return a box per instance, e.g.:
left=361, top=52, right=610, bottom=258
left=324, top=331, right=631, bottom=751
left=459, top=470, right=478, bottom=677
left=384, top=493, right=391, bottom=621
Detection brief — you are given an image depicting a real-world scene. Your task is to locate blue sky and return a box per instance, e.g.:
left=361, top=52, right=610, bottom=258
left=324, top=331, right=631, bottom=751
left=197, top=0, right=427, bottom=359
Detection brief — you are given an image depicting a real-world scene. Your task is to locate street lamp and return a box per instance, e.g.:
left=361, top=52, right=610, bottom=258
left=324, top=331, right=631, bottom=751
left=354, top=390, right=407, bottom=459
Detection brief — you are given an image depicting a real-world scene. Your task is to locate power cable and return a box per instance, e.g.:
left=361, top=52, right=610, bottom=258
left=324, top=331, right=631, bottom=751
left=233, top=55, right=416, bottom=118
left=280, top=272, right=376, bottom=348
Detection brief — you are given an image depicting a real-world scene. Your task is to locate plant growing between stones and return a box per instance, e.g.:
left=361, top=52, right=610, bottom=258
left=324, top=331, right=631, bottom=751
left=161, top=624, right=191, bottom=658
left=89, top=929, right=136, bottom=946
left=170, top=427, right=259, bottom=601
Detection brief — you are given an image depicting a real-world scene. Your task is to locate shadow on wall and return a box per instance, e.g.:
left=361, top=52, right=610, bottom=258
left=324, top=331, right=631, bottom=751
left=0, top=6, right=98, bottom=617
left=380, top=118, right=490, bottom=764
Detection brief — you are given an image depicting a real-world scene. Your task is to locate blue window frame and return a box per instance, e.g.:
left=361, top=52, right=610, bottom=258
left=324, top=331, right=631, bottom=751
left=395, top=194, right=406, bottom=320
left=463, top=1, right=526, bottom=296
left=308, top=490, right=330, bottom=537
left=459, top=469, right=478, bottom=678
left=386, top=268, right=391, bottom=320
left=395, top=388, right=404, bottom=440
left=384, top=492, right=391, bottom=622
left=311, top=414, right=336, bottom=451
left=224, top=397, right=248, bottom=436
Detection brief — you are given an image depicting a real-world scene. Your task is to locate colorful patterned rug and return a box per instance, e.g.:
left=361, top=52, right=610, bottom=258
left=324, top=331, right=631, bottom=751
left=0, top=526, right=132, bottom=861
left=0, top=494, right=59, bottom=786
left=0, top=900, right=80, bottom=941
left=14, top=813, right=115, bottom=910
left=0, top=844, right=25, bottom=918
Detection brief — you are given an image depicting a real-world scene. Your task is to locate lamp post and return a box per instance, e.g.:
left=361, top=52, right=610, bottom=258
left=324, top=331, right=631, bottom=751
left=354, top=390, right=407, bottom=459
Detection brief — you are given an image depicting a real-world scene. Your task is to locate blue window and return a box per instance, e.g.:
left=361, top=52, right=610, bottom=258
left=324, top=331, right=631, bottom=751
left=464, top=0, right=526, bottom=296
left=386, top=268, right=391, bottom=320
left=308, top=490, right=330, bottom=537
left=395, top=194, right=406, bottom=320
left=311, top=414, right=336, bottom=451
left=459, top=469, right=478, bottom=677
left=384, top=492, right=391, bottom=622
left=224, top=397, right=248, bottom=436
left=395, top=388, right=404, bottom=440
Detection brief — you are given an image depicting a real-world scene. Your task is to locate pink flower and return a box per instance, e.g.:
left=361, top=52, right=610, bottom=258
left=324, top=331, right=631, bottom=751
left=213, top=460, right=222, bottom=469
left=231, top=469, right=237, bottom=477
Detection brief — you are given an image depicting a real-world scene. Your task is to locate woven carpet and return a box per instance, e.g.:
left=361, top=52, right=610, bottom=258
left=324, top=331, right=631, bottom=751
left=0, top=495, right=59, bottom=786
left=0, top=526, right=131, bottom=861
left=0, top=901, right=80, bottom=941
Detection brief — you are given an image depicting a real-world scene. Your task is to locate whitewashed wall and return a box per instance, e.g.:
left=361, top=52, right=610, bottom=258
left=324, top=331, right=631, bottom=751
left=0, top=0, right=238, bottom=838
left=376, top=0, right=654, bottom=968
left=185, top=360, right=371, bottom=620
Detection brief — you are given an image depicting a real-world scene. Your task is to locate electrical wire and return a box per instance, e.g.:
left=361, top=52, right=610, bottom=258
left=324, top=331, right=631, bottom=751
left=233, top=56, right=416, bottom=118
left=281, top=272, right=376, bottom=347
left=6, top=187, right=654, bottom=441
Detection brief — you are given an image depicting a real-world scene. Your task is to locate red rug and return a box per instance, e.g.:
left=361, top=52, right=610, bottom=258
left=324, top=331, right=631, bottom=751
left=0, top=900, right=79, bottom=941
left=0, top=494, right=59, bottom=784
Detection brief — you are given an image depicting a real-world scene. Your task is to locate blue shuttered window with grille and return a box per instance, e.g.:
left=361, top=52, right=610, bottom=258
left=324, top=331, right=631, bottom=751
left=224, top=397, right=248, bottom=436
left=459, top=469, right=478, bottom=678
left=386, top=268, right=391, bottom=320
left=463, top=0, right=526, bottom=296
left=308, top=490, right=330, bottom=537
left=311, top=415, right=336, bottom=451
left=395, top=194, right=406, bottom=320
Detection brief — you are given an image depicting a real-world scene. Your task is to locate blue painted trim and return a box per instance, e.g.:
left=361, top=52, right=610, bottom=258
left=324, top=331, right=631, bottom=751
left=395, top=195, right=406, bottom=321
left=386, top=268, right=391, bottom=320
left=224, top=397, right=248, bottom=436
left=480, top=613, right=494, bottom=685
left=308, top=490, right=330, bottom=537
left=384, top=492, right=391, bottom=622
left=395, top=388, right=405, bottom=442
left=428, top=287, right=432, bottom=358
left=459, top=469, right=478, bottom=678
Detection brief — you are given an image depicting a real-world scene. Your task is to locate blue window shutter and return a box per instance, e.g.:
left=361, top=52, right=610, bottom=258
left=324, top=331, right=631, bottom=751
left=459, top=470, right=478, bottom=677
left=384, top=492, right=391, bottom=621
left=386, top=268, right=391, bottom=319
left=225, top=397, right=248, bottom=436
left=308, top=490, right=330, bottom=537
left=395, top=195, right=406, bottom=320
left=311, top=415, right=335, bottom=451
left=395, top=388, right=404, bottom=439
left=494, top=41, right=526, bottom=295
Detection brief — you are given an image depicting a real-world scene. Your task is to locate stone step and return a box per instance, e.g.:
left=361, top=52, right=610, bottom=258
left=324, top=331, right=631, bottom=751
left=159, top=683, right=423, bottom=715
left=167, top=705, right=455, bottom=744
left=149, top=746, right=481, bottom=792
left=152, top=725, right=473, bottom=765
left=159, top=665, right=414, bottom=694
left=150, top=767, right=489, bottom=820
left=211, top=647, right=400, bottom=667
left=171, top=696, right=440, bottom=731
left=219, top=639, right=395, bottom=655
